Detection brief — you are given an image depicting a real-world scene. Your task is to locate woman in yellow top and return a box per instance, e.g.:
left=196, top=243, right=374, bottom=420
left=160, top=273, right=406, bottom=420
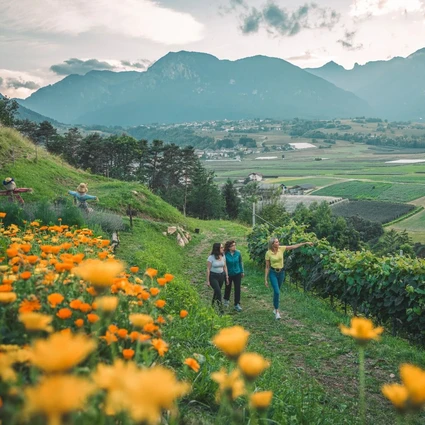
left=265, top=237, right=313, bottom=320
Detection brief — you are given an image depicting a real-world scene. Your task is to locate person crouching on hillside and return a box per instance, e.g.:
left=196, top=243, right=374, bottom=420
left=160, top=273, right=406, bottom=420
left=223, top=240, right=244, bottom=312
left=68, top=183, right=98, bottom=213
left=207, top=242, right=229, bottom=314
left=265, top=237, right=313, bottom=320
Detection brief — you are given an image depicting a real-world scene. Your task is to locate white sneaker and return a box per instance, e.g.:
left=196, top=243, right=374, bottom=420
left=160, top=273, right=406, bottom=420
left=234, top=304, right=242, bottom=312
left=275, top=311, right=281, bottom=320
left=223, top=300, right=229, bottom=308
left=273, top=309, right=276, bottom=315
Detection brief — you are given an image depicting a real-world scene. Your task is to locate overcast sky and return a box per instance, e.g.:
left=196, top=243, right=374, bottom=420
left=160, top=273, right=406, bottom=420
left=1, top=0, right=424, bottom=98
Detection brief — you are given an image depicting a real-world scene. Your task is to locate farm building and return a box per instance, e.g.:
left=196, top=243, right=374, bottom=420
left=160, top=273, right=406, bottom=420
left=248, top=172, right=264, bottom=182
left=288, top=184, right=316, bottom=195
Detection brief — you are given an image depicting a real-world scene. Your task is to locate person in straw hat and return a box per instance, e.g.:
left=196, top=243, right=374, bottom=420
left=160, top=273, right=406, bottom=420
left=68, top=183, right=98, bottom=212
left=0, top=177, right=33, bottom=205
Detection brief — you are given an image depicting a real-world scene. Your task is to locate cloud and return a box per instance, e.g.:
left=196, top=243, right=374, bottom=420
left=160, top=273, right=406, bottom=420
left=0, top=0, right=204, bottom=45
left=337, top=30, right=364, bottom=51
left=286, top=50, right=316, bottom=61
left=0, top=69, right=44, bottom=99
left=6, top=78, right=40, bottom=90
left=350, top=0, right=424, bottom=17
left=50, top=58, right=152, bottom=76
left=50, top=58, right=115, bottom=75
left=120, top=59, right=152, bottom=70
left=238, top=2, right=340, bottom=37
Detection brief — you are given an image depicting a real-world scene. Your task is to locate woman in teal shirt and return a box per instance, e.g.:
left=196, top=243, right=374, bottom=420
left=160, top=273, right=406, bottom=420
left=224, top=240, right=244, bottom=312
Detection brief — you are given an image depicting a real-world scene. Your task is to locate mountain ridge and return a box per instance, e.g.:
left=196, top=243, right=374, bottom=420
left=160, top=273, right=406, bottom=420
left=19, top=51, right=371, bottom=126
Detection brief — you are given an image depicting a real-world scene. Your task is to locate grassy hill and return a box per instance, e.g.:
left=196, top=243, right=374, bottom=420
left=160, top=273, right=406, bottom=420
left=0, top=127, right=186, bottom=224
left=2, top=126, right=425, bottom=424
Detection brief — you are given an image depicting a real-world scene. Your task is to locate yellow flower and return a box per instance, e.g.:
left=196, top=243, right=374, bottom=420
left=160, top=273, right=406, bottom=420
left=212, top=326, right=250, bottom=359
left=95, top=296, right=119, bottom=312
left=129, top=314, right=153, bottom=328
left=19, top=312, right=53, bottom=333
left=0, top=292, right=17, bottom=304
left=400, top=364, right=425, bottom=407
left=127, top=366, right=190, bottom=424
left=382, top=383, right=409, bottom=411
left=211, top=368, right=245, bottom=401
left=72, top=259, right=124, bottom=289
left=24, top=375, right=96, bottom=425
left=184, top=358, right=200, bottom=372
left=339, top=317, right=383, bottom=344
left=238, top=352, right=270, bottom=380
left=250, top=391, right=273, bottom=410
left=0, top=353, right=17, bottom=382
left=30, top=332, right=96, bottom=373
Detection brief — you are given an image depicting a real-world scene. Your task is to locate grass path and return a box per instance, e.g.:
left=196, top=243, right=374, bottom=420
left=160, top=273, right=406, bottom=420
left=183, top=219, right=425, bottom=424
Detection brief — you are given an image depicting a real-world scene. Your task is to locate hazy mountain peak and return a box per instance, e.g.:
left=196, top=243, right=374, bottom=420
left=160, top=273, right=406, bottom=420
left=408, top=47, right=425, bottom=58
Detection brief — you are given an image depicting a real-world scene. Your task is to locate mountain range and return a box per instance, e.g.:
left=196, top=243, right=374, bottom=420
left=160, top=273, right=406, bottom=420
left=15, top=48, right=425, bottom=125
left=18, top=52, right=370, bottom=126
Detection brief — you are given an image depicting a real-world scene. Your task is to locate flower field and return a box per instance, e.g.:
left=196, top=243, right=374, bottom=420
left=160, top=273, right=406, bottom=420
left=0, top=214, right=273, bottom=425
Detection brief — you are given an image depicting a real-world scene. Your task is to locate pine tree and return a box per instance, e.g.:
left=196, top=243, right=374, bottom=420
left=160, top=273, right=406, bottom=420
left=222, top=179, right=240, bottom=219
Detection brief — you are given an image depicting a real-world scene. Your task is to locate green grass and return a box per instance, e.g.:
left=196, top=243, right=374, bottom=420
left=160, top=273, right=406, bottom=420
left=0, top=128, right=186, bottom=224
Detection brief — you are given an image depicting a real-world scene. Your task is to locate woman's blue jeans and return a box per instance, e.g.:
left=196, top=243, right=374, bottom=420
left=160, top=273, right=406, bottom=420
left=269, top=269, right=285, bottom=310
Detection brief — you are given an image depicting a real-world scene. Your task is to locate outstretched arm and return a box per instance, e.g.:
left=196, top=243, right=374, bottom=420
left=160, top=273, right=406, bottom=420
left=285, top=241, right=314, bottom=251
left=14, top=188, right=33, bottom=193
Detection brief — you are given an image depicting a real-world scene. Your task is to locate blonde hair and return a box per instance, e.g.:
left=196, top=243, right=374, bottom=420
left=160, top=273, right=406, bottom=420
left=268, top=237, right=279, bottom=250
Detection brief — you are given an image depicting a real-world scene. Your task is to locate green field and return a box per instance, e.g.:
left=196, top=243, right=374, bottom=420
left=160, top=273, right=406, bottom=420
left=313, top=181, right=425, bottom=202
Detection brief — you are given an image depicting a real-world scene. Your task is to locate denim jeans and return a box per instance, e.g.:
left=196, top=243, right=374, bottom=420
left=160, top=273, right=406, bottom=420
left=269, top=268, right=285, bottom=310
left=224, top=273, right=242, bottom=305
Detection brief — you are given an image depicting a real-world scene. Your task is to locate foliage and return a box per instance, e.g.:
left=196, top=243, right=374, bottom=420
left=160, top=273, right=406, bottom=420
left=222, top=179, right=240, bottom=219
left=247, top=222, right=425, bottom=341
left=0, top=95, right=19, bottom=127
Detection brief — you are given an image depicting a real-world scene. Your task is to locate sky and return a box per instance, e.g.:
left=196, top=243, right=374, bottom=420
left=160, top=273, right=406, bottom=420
left=1, top=0, right=425, bottom=99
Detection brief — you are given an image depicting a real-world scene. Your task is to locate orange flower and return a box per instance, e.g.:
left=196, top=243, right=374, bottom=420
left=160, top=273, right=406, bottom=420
left=19, top=298, right=41, bottom=313
left=129, top=331, right=139, bottom=342
left=157, top=316, right=166, bottom=325
left=101, top=331, right=118, bottom=345
left=184, top=358, right=200, bottom=372
left=164, top=273, right=174, bottom=282
left=56, top=308, right=72, bottom=320
left=20, top=244, right=32, bottom=253
left=155, top=300, right=166, bottom=309
left=143, top=323, right=159, bottom=334
left=123, top=349, right=135, bottom=360
left=47, top=293, right=64, bottom=308
left=6, top=248, right=19, bottom=257
left=20, top=271, right=32, bottom=280
left=180, top=310, right=188, bottom=319
left=0, top=212, right=6, bottom=218
left=150, top=288, right=160, bottom=296
left=130, top=266, right=139, bottom=273
left=151, top=338, right=169, bottom=356
left=25, top=255, right=39, bottom=264
left=79, top=303, right=92, bottom=313
left=157, top=278, right=167, bottom=286
left=86, top=287, right=97, bottom=296
left=74, top=319, right=84, bottom=328
left=117, top=329, right=128, bottom=339
left=98, top=251, right=109, bottom=259
left=69, top=299, right=82, bottom=310
left=0, top=285, right=13, bottom=292
left=87, top=314, right=100, bottom=324
left=145, top=268, right=158, bottom=278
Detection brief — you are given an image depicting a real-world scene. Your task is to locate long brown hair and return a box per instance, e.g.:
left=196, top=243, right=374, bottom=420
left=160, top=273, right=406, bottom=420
left=224, top=240, right=235, bottom=253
